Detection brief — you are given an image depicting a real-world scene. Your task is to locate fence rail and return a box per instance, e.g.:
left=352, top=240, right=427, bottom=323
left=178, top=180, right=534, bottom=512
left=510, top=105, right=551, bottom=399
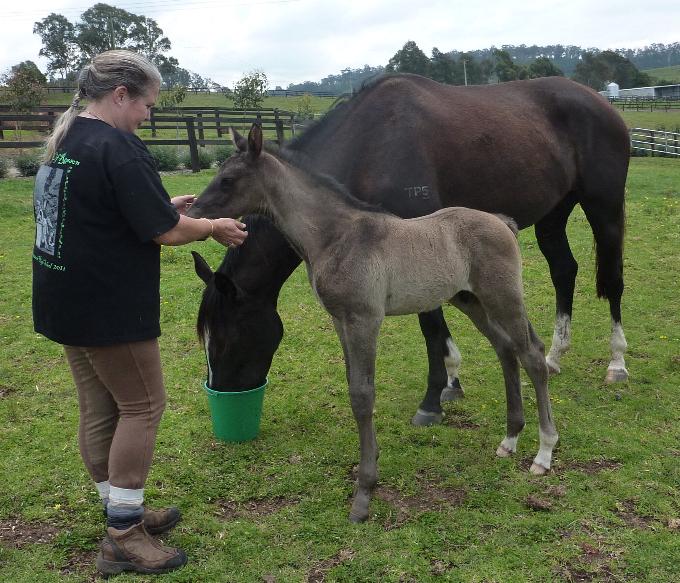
left=610, top=97, right=680, bottom=111
left=630, top=127, right=680, bottom=157
left=0, top=108, right=297, bottom=172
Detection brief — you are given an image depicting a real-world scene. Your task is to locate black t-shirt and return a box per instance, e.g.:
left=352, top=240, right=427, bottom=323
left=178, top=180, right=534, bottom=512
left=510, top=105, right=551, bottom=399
left=32, top=117, right=180, bottom=346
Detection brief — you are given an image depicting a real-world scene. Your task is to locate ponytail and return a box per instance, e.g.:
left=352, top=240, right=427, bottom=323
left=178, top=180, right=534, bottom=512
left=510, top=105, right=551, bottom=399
left=43, top=90, right=84, bottom=162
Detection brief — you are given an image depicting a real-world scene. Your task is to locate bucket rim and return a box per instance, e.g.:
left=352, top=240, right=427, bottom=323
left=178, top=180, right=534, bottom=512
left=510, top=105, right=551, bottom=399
left=204, top=378, right=268, bottom=396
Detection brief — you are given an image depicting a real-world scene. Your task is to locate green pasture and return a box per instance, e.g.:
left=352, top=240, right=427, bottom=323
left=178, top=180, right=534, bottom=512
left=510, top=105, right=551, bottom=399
left=1, top=158, right=679, bottom=582
left=644, top=65, right=680, bottom=83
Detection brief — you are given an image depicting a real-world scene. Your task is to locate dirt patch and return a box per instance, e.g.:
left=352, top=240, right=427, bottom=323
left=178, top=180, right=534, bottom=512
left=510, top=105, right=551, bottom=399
left=216, top=496, right=299, bottom=520
left=556, top=458, right=622, bottom=475
left=613, top=499, right=653, bottom=529
left=558, top=541, right=618, bottom=582
left=376, top=480, right=466, bottom=529
left=59, top=548, right=98, bottom=581
left=0, top=517, right=60, bottom=548
left=430, top=559, right=454, bottom=576
left=441, top=410, right=480, bottom=429
left=0, top=385, right=13, bottom=399
left=306, top=548, right=355, bottom=582
left=525, top=495, right=552, bottom=511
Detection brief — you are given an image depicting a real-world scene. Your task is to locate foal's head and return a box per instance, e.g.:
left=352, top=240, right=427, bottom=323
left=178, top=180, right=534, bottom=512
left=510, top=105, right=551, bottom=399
left=187, top=124, right=269, bottom=221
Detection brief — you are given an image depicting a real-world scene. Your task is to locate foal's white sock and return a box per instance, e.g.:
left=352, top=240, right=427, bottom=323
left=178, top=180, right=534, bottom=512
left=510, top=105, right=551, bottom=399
left=96, top=480, right=110, bottom=507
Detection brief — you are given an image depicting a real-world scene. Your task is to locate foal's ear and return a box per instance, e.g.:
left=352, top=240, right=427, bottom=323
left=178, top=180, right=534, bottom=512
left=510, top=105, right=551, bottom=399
left=230, top=127, right=247, bottom=152
left=191, top=251, right=213, bottom=284
left=214, top=272, right=246, bottom=302
left=247, top=123, right=263, bottom=159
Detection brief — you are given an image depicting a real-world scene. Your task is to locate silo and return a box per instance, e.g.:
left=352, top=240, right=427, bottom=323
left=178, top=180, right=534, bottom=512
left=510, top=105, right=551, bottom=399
left=607, top=82, right=620, bottom=98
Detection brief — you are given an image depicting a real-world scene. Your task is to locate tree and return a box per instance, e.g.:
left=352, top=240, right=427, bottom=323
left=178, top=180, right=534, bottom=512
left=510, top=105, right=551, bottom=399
left=493, top=49, right=525, bottom=82
left=232, top=70, right=268, bottom=110
left=527, top=57, right=564, bottom=79
left=1, top=62, right=46, bottom=137
left=75, top=3, right=171, bottom=62
left=386, top=41, right=430, bottom=76
left=573, top=50, right=651, bottom=90
left=33, top=13, right=79, bottom=81
left=430, top=47, right=456, bottom=84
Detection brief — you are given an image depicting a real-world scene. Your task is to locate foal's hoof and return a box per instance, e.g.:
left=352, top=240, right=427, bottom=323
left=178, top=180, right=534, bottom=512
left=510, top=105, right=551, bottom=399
left=411, top=409, right=444, bottom=426
left=440, top=378, right=464, bottom=403
left=546, top=359, right=561, bottom=375
left=496, top=444, right=514, bottom=458
left=605, top=367, right=628, bottom=384
left=349, top=510, right=368, bottom=524
left=529, top=462, right=550, bottom=476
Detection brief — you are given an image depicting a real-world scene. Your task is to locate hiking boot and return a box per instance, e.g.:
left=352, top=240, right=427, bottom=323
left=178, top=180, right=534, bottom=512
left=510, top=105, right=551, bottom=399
left=143, top=506, right=181, bottom=535
left=101, top=505, right=181, bottom=535
left=96, top=522, right=187, bottom=577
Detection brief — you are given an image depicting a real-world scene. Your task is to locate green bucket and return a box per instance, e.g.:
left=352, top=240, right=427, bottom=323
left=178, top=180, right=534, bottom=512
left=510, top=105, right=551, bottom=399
left=204, top=379, right=267, bottom=442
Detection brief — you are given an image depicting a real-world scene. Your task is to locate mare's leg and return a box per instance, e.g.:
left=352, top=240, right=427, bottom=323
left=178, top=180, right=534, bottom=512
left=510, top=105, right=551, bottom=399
left=580, top=198, right=628, bottom=383
left=451, top=292, right=525, bottom=458
left=411, top=308, right=463, bottom=427
left=332, top=314, right=382, bottom=523
left=534, top=193, right=579, bottom=375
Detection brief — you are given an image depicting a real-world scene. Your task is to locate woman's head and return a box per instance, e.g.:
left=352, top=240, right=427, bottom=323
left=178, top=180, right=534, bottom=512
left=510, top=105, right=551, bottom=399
left=45, top=50, right=162, bottom=160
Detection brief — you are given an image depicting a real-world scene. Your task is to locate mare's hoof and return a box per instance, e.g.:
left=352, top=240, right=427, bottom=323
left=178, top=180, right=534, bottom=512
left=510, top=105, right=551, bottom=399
left=605, top=367, right=628, bottom=384
left=496, top=444, right=514, bottom=458
left=440, top=379, right=464, bottom=403
left=411, top=409, right=444, bottom=426
left=529, top=462, right=550, bottom=476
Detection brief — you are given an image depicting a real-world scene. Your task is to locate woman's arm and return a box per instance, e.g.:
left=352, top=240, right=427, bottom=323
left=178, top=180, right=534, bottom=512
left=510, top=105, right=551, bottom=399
left=154, top=215, right=248, bottom=247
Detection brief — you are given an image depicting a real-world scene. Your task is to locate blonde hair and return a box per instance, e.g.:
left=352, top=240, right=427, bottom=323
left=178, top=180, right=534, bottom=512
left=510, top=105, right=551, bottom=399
left=44, top=50, right=162, bottom=161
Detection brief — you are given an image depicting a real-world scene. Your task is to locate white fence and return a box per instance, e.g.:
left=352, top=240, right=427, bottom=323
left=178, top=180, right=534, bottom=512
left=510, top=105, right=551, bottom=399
left=630, top=128, right=680, bottom=157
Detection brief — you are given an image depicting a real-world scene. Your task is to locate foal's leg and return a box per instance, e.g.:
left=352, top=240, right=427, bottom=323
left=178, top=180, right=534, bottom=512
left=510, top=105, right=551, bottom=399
left=451, top=292, right=526, bottom=457
left=485, top=303, right=559, bottom=474
left=534, top=194, right=578, bottom=375
left=412, top=308, right=463, bottom=427
left=332, top=314, right=382, bottom=523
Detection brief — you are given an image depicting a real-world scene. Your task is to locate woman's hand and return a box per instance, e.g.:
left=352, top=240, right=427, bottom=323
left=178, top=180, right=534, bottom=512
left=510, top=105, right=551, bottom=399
left=171, top=195, right=196, bottom=215
left=211, top=218, right=248, bottom=247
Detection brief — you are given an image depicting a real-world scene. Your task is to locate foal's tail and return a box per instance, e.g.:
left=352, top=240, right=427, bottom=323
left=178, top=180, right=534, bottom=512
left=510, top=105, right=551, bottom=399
left=494, top=214, right=519, bottom=237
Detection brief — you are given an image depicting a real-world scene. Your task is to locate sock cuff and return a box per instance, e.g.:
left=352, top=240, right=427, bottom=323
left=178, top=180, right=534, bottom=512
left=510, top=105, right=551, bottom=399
left=109, top=486, right=144, bottom=506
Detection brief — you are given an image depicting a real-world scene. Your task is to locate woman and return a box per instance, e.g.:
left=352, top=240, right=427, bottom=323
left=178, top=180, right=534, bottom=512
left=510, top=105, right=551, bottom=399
left=32, top=50, right=246, bottom=576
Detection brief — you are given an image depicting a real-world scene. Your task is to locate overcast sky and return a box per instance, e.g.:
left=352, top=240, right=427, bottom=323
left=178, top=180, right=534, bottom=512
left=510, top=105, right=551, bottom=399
left=1, top=0, right=678, bottom=88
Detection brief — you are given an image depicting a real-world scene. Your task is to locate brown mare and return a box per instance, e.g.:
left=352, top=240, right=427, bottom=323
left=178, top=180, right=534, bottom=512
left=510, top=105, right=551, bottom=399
left=189, top=124, right=559, bottom=522
left=191, top=74, right=630, bottom=427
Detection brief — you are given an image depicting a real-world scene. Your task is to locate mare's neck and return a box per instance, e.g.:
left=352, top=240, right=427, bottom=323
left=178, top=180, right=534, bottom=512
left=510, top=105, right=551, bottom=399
left=261, top=155, right=362, bottom=261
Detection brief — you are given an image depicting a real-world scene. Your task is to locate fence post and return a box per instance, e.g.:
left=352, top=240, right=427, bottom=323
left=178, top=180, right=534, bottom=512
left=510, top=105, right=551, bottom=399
left=274, top=109, right=284, bottom=144
left=150, top=109, right=157, bottom=137
left=215, top=109, right=222, bottom=137
left=0, top=120, right=3, bottom=140
left=650, top=130, right=655, bottom=157
left=186, top=117, right=200, bottom=172
left=197, top=112, right=204, bottom=147
left=47, top=111, right=55, bottom=133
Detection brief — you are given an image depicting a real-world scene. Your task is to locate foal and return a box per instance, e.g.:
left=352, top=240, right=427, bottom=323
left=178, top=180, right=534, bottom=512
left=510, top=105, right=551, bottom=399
left=188, top=125, right=558, bottom=522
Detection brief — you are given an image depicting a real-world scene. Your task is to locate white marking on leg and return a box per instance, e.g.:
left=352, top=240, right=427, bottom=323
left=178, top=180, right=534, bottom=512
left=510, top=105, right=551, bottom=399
left=606, top=320, right=628, bottom=383
left=546, top=314, right=571, bottom=374
left=496, top=435, right=518, bottom=457
left=204, top=329, right=213, bottom=388
left=444, top=337, right=461, bottom=384
left=530, top=428, right=559, bottom=474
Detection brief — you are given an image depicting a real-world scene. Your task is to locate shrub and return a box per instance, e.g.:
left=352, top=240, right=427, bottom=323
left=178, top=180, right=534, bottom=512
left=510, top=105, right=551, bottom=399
left=0, top=157, right=9, bottom=179
left=148, top=146, right=179, bottom=171
left=212, top=145, right=234, bottom=165
left=181, top=147, right=213, bottom=170
left=15, top=152, right=41, bottom=177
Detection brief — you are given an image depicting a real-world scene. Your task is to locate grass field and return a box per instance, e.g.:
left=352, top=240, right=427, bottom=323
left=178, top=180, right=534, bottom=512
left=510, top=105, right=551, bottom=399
left=1, top=157, right=679, bottom=582
left=644, top=65, right=680, bottom=83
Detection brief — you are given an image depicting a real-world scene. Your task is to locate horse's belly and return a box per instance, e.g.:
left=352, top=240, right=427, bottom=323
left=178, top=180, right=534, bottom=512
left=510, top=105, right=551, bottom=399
left=384, top=274, right=462, bottom=316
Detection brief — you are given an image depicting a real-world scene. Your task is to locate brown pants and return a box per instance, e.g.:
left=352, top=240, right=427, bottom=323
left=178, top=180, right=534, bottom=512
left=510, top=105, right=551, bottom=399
left=64, top=339, right=166, bottom=490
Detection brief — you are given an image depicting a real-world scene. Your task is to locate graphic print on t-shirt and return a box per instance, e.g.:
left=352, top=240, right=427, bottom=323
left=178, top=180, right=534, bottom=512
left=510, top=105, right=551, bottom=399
left=34, top=165, right=64, bottom=255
